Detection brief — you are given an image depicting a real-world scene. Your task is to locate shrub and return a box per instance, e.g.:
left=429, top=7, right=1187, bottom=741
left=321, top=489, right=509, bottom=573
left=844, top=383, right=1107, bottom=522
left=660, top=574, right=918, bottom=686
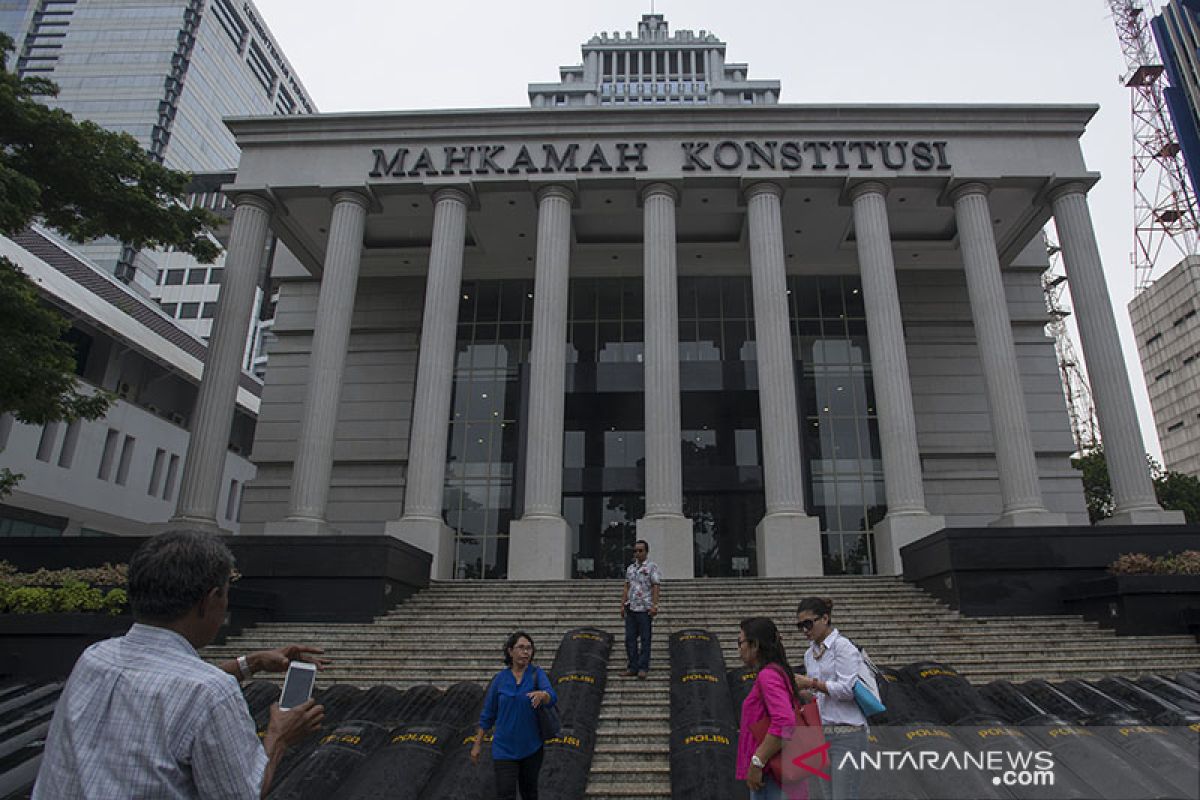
left=1108, top=553, right=1159, bottom=575
left=1108, top=551, right=1200, bottom=576
left=1160, top=550, right=1200, bottom=575
left=0, top=563, right=130, bottom=614
left=102, top=589, right=127, bottom=616
left=7, top=587, right=54, bottom=614
left=52, top=581, right=104, bottom=613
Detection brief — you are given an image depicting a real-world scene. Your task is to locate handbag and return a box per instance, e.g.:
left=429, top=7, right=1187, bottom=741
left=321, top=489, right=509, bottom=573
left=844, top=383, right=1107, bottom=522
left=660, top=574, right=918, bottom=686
left=853, top=647, right=886, bottom=718
left=748, top=666, right=826, bottom=785
left=535, top=703, right=561, bottom=741
left=533, top=667, right=561, bottom=741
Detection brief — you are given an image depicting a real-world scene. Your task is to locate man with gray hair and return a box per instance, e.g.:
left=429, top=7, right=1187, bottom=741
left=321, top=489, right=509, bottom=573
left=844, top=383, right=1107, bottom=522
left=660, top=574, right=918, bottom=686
left=33, top=529, right=327, bottom=799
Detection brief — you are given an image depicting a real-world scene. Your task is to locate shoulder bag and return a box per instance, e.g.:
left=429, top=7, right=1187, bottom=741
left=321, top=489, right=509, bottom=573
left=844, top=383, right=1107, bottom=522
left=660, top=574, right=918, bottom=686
left=852, top=645, right=886, bottom=718
left=748, top=665, right=825, bottom=786
left=533, top=666, right=561, bottom=741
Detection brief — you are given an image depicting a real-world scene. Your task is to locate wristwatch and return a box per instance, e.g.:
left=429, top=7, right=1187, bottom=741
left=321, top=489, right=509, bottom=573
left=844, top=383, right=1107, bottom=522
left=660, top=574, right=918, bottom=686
left=236, top=655, right=251, bottom=681
left=751, top=754, right=766, bottom=769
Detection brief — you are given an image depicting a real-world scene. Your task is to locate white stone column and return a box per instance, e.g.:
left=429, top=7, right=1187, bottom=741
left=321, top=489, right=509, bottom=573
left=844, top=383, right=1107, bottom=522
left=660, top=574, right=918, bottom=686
left=849, top=182, right=945, bottom=573
left=636, top=182, right=693, bottom=579
left=172, top=194, right=272, bottom=531
left=1050, top=184, right=1185, bottom=524
left=386, top=187, right=470, bottom=578
left=265, top=190, right=369, bottom=536
left=744, top=182, right=823, bottom=576
left=952, top=182, right=1066, bottom=526
left=509, top=185, right=574, bottom=579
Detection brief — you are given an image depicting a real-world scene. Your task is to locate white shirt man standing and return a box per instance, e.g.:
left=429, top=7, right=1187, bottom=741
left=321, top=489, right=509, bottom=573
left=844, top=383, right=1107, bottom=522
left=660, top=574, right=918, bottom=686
left=620, top=539, right=661, bottom=679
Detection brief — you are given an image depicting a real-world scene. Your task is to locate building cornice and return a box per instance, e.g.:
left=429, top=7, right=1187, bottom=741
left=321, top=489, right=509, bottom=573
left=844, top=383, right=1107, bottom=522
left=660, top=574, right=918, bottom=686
left=225, top=103, right=1099, bottom=145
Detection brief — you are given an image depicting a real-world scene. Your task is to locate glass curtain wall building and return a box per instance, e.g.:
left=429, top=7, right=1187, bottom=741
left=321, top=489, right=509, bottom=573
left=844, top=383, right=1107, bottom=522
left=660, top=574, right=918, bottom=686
left=443, top=276, right=883, bottom=578
left=2, top=0, right=314, bottom=296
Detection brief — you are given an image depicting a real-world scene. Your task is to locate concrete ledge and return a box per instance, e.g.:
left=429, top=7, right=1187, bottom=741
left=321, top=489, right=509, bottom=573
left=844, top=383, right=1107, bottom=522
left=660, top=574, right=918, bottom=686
left=0, top=535, right=432, bottom=624
left=1062, top=574, right=1200, bottom=635
left=901, top=524, right=1200, bottom=616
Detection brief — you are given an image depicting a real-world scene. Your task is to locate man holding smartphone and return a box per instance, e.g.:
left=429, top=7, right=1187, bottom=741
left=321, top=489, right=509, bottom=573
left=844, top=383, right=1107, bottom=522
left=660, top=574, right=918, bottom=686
left=33, top=529, right=329, bottom=799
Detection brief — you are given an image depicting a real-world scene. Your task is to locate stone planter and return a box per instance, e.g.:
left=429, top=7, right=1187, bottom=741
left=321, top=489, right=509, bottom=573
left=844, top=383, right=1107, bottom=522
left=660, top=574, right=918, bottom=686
left=1061, top=575, right=1200, bottom=636
left=0, top=613, right=133, bottom=679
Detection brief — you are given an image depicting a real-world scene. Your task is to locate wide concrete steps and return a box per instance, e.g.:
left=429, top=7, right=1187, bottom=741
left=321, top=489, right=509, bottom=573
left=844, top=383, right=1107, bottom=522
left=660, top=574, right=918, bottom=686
left=205, top=577, right=1200, bottom=800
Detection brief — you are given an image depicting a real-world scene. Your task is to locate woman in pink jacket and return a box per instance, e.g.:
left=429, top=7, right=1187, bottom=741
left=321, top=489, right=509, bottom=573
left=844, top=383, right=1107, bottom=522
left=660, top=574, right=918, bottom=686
left=736, top=617, right=807, bottom=800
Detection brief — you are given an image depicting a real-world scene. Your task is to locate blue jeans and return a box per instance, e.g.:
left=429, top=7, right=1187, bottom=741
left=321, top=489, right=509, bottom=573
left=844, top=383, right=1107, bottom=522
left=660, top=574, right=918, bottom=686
left=624, top=609, right=652, bottom=672
left=750, top=773, right=784, bottom=800
left=813, top=727, right=868, bottom=800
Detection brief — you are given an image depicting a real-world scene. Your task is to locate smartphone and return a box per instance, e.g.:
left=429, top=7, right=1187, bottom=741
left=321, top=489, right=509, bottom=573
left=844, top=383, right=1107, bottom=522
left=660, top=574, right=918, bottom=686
left=278, top=661, right=317, bottom=710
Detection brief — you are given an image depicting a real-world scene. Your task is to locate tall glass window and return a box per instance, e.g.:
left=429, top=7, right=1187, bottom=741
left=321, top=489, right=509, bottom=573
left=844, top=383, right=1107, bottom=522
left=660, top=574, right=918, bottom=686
left=564, top=277, right=646, bottom=577
left=791, top=275, right=884, bottom=574
left=444, top=279, right=532, bottom=578
left=678, top=276, right=764, bottom=577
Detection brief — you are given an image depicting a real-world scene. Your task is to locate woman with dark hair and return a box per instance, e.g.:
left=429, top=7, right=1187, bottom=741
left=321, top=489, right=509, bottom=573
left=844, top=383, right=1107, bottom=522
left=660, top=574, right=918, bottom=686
left=471, top=630, right=557, bottom=800
left=736, top=616, right=805, bottom=800
left=794, top=597, right=868, bottom=800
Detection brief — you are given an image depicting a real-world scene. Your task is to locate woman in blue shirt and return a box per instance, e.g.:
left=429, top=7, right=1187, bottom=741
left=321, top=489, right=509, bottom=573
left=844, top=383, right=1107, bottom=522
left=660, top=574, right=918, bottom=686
left=471, top=630, right=557, bottom=800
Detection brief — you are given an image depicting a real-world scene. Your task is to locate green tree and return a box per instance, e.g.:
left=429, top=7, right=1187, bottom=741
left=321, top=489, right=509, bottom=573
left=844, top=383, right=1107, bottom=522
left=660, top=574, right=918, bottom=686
left=0, top=33, right=219, bottom=497
left=1071, top=446, right=1200, bottom=524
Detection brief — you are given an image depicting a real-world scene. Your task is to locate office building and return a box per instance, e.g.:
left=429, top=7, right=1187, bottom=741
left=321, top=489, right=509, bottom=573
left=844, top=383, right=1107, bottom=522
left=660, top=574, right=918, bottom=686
left=1130, top=255, right=1200, bottom=477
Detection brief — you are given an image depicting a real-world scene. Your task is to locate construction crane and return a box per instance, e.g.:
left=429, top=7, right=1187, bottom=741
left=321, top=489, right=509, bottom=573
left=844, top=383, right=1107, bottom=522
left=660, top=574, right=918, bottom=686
left=1107, top=0, right=1199, bottom=290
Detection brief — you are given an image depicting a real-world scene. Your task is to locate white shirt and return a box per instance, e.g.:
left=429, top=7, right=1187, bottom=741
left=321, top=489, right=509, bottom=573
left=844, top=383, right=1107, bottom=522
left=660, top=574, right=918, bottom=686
left=33, top=623, right=268, bottom=800
left=803, top=628, right=868, bottom=727
left=624, top=560, right=661, bottom=612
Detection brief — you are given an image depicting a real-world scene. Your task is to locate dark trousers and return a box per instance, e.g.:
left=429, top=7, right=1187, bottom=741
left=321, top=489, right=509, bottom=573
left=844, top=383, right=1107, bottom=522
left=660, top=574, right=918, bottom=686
left=494, top=746, right=543, bottom=800
left=624, top=609, right=652, bottom=672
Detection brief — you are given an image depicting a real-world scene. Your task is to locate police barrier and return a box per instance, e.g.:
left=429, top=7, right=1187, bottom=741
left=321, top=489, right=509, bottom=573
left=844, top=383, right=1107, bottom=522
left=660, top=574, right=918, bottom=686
left=727, top=666, right=757, bottom=719
left=271, top=684, right=377, bottom=783
left=669, top=630, right=738, bottom=800
left=1055, top=679, right=1144, bottom=724
left=1176, top=670, right=1200, bottom=694
left=266, top=719, right=392, bottom=800
left=269, top=686, right=413, bottom=796
left=669, top=720, right=739, bottom=800
left=550, top=627, right=612, bottom=729
left=947, top=720, right=1096, bottom=799
left=672, top=665, right=736, bottom=729
left=1139, top=675, right=1200, bottom=714
left=339, top=683, right=484, bottom=800
left=419, top=724, right=497, bottom=800
left=1034, top=678, right=1200, bottom=797
left=876, top=668, right=939, bottom=726
left=669, top=629, right=725, bottom=679
left=670, top=631, right=736, bottom=729
left=538, top=722, right=598, bottom=800
left=898, top=662, right=1001, bottom=725
left=1098, top=676, right=1200, bottom=726
left=861, top=723, right=1008, bottom=800
left=980, top=681, right=1178, bottom=800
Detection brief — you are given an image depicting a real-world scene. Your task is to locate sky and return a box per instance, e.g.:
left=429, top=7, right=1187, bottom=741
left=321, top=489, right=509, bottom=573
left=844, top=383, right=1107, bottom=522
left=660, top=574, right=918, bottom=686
left=252, top=0, right=1178, bottom=460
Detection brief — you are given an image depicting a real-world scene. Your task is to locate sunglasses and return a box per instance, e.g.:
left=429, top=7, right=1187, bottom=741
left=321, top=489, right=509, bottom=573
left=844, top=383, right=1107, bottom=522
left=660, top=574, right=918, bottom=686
left=796, top=617, right=822, bottom=632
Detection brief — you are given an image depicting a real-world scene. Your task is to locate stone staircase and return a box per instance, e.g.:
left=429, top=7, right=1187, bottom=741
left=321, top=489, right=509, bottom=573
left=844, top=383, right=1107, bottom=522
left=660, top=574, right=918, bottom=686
left=204, top=576, right=1200, bottom=800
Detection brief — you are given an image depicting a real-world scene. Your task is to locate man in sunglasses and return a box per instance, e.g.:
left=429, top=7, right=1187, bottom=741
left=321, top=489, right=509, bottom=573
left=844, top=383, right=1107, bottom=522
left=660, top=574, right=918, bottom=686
left=620, top=539, right=661, bottom=679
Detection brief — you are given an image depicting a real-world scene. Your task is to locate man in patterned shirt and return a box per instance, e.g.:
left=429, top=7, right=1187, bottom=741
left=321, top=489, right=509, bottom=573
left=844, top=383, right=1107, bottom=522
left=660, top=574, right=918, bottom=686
left=33, top=529, right=327, bottom=799
left=620, top=539, right=661, bottom=679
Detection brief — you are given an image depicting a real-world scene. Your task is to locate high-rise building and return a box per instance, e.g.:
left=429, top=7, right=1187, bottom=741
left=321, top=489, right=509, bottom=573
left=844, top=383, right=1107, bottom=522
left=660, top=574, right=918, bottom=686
left=1152, top=0, right=1200, bottom=204
left=0, top=0, right=311, bottom=536
left=2, top=0, right=314, bottom=297
left=1130, top=255, right=1200, bottom=477
left=528, top=13, right=778, bottom=108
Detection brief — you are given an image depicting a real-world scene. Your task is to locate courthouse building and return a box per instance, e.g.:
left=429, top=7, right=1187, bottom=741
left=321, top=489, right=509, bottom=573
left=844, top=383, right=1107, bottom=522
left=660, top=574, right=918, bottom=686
left=169, top=15, right=1180, bottom=581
